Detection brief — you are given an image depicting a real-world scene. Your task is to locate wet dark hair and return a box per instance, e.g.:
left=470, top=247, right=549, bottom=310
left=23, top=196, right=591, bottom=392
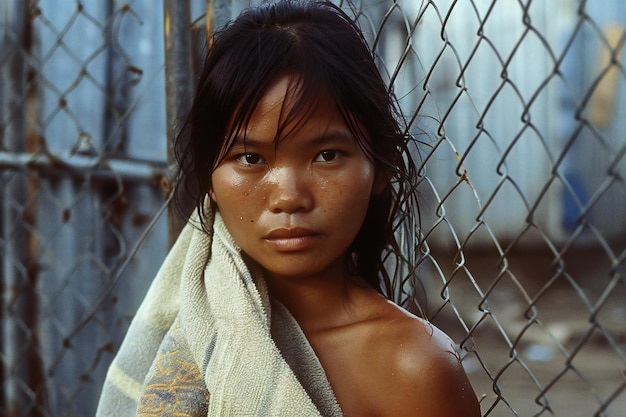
left=175, top=0, right=418, bottom=294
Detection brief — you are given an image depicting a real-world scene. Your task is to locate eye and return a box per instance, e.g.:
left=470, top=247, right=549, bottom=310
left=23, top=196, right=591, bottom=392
left=314, top=150, right=340, bottom=162
left=237, top=153, right=265, bottom=165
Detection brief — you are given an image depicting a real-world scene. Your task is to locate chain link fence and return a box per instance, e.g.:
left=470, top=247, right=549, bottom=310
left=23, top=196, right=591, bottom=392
left=1, top=0, right=624, bottom=416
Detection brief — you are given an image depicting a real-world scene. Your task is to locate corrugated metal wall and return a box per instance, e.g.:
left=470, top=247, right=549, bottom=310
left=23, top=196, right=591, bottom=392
left=1, top=1, right=169, bottom=415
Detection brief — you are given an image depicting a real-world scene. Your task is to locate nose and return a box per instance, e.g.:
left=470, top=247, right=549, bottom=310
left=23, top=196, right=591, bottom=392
left=267, top=167, right=314, bottom=214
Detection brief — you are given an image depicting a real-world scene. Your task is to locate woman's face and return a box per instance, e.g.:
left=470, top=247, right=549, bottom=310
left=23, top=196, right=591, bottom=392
left=210, top=76, right=380, bottom=281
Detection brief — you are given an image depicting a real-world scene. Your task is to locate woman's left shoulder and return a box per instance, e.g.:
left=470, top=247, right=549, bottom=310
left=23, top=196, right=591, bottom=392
left=380, top=306, right=460, bottom=367
left=367, top=301, right=481, bottom=417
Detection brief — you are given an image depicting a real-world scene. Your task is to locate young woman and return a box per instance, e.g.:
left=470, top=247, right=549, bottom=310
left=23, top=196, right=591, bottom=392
left=97, top=1, right=480, bottom=416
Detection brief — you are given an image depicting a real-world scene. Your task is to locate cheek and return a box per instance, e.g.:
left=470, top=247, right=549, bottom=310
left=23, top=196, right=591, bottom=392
left=325, top=167, right=375, bottom=213
left=348, top=164, right=376, bottom=196
left=210, top=170, right=266, bottom=221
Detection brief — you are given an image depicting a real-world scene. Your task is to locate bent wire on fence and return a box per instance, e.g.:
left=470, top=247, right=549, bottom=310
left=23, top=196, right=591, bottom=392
left=0, top=1, right=624, bottom=416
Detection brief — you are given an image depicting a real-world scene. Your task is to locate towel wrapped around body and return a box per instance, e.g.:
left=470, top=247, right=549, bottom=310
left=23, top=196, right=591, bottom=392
left=96, top=208, right=343, bottom=416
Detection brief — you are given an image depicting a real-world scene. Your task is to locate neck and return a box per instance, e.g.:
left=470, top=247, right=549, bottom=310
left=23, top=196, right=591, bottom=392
left=265, top=264, right=361, bottom=333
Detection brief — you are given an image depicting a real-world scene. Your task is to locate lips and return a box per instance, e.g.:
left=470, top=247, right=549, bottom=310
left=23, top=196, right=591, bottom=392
left=264, top=227, right=320, bottom=251
left=265, top=227, right=317, bottom=239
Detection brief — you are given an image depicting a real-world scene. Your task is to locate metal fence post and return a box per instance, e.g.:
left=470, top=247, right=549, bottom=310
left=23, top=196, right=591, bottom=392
left=1, top=1, right=47, bottom=416
left=164, top=0, right=194, bottom=244
left=206, top=0, right=232, bottom=36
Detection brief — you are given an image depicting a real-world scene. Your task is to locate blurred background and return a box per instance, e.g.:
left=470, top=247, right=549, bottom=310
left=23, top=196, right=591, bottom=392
left=1, top=0, right=624, bottom=416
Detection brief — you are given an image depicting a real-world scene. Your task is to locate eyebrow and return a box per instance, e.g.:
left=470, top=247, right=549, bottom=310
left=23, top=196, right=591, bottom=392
left=231, top=129, right=356, bottom=149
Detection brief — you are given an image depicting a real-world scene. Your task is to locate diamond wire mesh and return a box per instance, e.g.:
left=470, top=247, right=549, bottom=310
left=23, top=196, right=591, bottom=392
left=1, top=0, right=625, bottom=416
left=1, top=1, right=170, bottom=416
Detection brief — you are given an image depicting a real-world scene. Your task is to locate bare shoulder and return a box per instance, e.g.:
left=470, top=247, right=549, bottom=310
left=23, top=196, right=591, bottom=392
left=367, top=301, right=481, bottom=417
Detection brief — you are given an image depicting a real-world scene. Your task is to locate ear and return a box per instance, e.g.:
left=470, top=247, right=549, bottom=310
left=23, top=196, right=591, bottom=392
left=208, top=188, right=218, bottom=203
left=372, top=168, right=390, bottom=196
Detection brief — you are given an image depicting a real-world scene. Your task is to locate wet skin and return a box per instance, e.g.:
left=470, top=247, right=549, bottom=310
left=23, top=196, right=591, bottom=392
left=210, top=76, right=379, bottom=284
left=209, top=76, right=481, bottom=417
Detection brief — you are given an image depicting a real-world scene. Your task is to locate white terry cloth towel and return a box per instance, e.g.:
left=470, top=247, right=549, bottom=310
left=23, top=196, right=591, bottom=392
left=96, top=205, right=343, bottom=416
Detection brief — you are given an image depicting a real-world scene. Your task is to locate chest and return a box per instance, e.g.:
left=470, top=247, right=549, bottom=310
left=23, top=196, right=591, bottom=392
left=308, top=328, right=387, bottom=417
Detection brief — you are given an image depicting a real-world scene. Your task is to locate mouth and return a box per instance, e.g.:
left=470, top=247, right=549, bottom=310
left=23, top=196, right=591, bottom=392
left=265, top=227, right=317, bottom=239
left=264, top=228, right=320, bottom=252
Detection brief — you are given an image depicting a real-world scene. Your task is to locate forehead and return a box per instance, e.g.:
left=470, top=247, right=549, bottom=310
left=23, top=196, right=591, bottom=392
left=243, top=75, right=345, bottom=139
left=254, top=76, right=295, bottom=117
